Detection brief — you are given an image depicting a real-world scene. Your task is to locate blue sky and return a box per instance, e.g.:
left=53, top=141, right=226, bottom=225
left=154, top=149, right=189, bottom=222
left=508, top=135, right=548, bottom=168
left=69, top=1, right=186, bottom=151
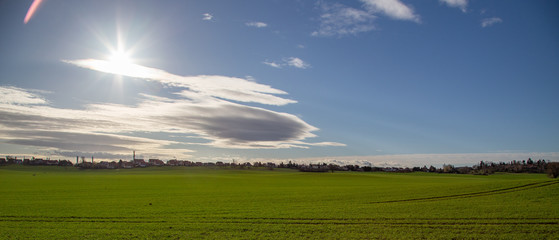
left=1, top=0, right=558, bottom=166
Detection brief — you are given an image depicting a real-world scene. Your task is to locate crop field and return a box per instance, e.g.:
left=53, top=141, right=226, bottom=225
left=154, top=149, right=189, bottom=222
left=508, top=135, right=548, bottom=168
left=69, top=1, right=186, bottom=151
left=1, top=166, right=558, bottom=239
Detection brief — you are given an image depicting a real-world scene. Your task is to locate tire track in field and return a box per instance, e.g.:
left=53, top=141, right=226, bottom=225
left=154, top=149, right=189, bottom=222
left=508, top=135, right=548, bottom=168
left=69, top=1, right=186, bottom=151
left=201, top=220, right=559, bottom=226
left=210, top=217, right=559, bottom=226
left=370, top=180, right=558, bottom=204
left=0, top=215, right=166, bottom=224
left=222, top=217, right=559, bottom=221
left=1, top=215, right=557, bottom=226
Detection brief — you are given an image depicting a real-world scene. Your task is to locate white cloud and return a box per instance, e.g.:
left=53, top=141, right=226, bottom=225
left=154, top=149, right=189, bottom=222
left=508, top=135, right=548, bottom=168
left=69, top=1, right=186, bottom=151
left=312, top=0, right=420, bottom=37
left=286, top=57, right=310, bottom=69
left=312, top=2, right=376, bottom=37
left=63, top=59, right=295, bottom=106
left=0, top=87, right=331, bottom=150
left=360, top=0, right=420, bottom=23
left=263, top=57, right=310, bottom=69
left=245, top=22, right=268, bottom=28
left=202, top=13, right=213, bottom=21
left=85, top=96, right=321, bottom=149
left=0, top=110, right=188, bottom=161
left=263, top=61, right=282, bottom=68
left=0, top=59, right=342, bottom=159
left=481, top=17, right=502, bottom=28
left=0, top=86, right=48, bottom=105
left=439, top=0, right=467, bottom=12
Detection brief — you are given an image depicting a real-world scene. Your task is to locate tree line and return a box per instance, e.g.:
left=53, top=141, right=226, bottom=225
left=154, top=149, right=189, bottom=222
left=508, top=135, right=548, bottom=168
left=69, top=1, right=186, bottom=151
left=1, top=156, right=558, bottom=178
left=280, top=159, right=559, bottom=178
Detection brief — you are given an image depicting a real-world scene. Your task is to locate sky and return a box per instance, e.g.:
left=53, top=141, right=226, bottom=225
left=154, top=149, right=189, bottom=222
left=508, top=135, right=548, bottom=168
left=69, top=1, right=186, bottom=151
left=0, top=0, right=558, bottom=167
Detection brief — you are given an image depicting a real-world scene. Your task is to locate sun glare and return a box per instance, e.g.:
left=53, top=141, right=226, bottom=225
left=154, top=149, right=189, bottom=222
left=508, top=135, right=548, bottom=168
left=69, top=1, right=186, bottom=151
left=108, top=50, right=132, bottom=65
left=105, top=49, right=137, bottom=76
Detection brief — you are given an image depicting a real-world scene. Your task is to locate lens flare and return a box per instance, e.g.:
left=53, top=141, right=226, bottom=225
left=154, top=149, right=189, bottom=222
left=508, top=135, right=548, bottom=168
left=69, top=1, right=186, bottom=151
left=24, top=0, right=44, bottom=24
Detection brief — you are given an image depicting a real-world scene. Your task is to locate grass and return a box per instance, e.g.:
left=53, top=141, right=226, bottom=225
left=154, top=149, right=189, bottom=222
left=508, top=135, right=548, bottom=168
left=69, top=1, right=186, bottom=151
left=0, top=165, right=558, bottom=239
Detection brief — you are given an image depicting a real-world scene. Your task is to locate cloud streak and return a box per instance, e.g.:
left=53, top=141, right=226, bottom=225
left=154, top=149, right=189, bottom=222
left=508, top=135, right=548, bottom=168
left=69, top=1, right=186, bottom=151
left=263, top=57, right=310, bottom=69
left=481, top=17, right=502, bottom=28
left=245, top=22, right=268, bottom=28
left=263, top=61, right=282, bottom=68
left=202, top=13, right=213, bottom=21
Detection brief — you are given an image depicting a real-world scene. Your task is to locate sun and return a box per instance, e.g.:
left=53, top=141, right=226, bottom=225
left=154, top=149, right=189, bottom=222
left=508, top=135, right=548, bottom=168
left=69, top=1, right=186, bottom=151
left=104, top=49, right=138, bottom=76
left=108, top=49, right=133, bottom=66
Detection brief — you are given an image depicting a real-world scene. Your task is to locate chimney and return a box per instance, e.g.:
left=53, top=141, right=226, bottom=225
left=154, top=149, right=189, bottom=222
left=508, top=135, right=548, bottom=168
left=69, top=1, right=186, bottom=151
left=133, top=151, right=135, bottom=161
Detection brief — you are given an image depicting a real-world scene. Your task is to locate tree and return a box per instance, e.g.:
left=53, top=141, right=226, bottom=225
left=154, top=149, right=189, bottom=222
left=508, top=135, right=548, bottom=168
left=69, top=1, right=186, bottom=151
left=429, top=165, right=437, bottom=172
left=546, top=162, right=559, bottom=178
left=328, top=164, right=336, bottom=173
left=443, top=164, right=456, bottom=173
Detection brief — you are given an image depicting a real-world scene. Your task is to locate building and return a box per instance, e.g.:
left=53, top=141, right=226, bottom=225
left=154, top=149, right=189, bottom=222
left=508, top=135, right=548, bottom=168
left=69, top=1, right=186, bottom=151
left=149, top=159, right=164, bottom=166
left=133, top=159, right=147, bottom=167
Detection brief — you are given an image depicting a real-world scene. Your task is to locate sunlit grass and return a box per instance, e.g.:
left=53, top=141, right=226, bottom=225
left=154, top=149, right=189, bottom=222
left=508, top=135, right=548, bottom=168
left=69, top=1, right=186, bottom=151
left=0, top=166, right=557, bottom=239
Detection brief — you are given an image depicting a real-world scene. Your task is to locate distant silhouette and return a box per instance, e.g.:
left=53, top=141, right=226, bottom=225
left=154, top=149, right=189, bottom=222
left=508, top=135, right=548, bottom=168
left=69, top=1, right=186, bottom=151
left=546, top=162, right=559, bottom=178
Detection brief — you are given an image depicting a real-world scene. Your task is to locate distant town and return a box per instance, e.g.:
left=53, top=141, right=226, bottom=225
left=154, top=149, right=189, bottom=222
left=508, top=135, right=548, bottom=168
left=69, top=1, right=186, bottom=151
left=1, top=153, right=557, bottom=177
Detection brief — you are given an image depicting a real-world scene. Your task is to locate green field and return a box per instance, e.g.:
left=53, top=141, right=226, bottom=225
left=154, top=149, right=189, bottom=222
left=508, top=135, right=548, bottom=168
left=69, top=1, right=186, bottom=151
left=1, top=166, right=558, bottom=239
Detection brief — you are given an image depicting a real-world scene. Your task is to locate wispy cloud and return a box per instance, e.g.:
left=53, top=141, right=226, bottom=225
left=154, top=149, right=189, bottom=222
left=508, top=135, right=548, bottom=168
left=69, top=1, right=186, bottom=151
left=202, top=13, right=213, bottom=21
left=360, top=0, right=420, bottom=23
left=245, top=22, right=268, bottom=28
left=286, top=57, right=310, bottom=69
left=312, top=0, right=420, bottom=37
left=0, top=86, right=48, bottom=105
left=263, top=57, right=310, bottom=69
left=481, top=17, right=502, bottom=28
left=312, top=2, right=376, bottom=37
left=263, top=61, right=282, bottom=68
left=439, top=0, right=468, bottom=12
